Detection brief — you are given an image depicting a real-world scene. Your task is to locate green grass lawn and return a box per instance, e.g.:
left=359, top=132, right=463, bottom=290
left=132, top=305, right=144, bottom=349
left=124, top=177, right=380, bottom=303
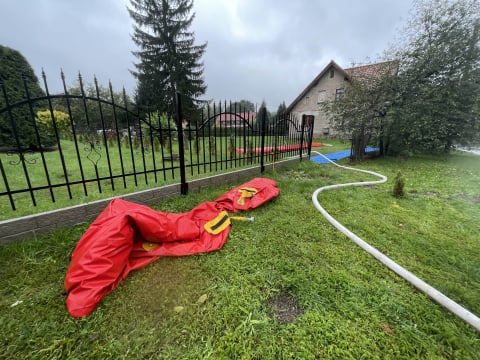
left=1, top=149, right=479, bottom=359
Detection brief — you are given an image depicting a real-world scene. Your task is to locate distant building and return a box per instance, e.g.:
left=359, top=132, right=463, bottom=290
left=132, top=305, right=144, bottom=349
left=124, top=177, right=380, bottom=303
left=287, top=60, right=398, bottom=138
left=214, top=112, right=257, bottom=127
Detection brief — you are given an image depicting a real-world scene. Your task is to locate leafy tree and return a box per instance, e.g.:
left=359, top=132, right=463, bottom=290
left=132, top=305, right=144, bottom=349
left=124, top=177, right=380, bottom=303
left=142, top=111, right=176, bottom=146
left=389, top=0, right=480, bottom=153
left=59, top=79, right=134, bottom=135
left=128, top=0, right=207, bottom=121
left=226, top=100, right=256, bottom=112
left=0, top=45, right=48, bottom=148
left=321, top=62, right=397, bottom=160
left=322, top=0, right=480, bottom=157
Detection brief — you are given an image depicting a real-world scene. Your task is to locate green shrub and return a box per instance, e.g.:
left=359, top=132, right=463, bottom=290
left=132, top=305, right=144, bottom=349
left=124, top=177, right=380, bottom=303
left=393, top=171, right=405, bottom=198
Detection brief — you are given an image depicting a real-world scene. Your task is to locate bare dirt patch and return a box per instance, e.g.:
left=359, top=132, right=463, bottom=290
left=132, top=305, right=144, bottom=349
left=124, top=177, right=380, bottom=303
left=268, top=292, right=305, bottom=324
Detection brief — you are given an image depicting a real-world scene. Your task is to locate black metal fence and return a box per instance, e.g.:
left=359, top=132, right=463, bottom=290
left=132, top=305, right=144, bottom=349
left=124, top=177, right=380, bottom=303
left=0, top=71, right=314, bottom=213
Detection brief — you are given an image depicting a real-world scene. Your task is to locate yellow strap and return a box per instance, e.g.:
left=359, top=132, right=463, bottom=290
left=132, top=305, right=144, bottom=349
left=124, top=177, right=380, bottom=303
left=204, top=211, right=231, bottom=235
left=142, top=242, right=160, bottom=251
left=237, top=187, right=258, bottom=205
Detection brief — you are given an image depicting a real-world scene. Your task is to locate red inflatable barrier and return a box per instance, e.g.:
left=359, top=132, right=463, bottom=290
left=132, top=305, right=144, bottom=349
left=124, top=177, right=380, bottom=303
left=235, top=142, right=324, bottom=154
left=215, top=177, right=280, bottom=212
left=64, top=178, right=279, bottom=317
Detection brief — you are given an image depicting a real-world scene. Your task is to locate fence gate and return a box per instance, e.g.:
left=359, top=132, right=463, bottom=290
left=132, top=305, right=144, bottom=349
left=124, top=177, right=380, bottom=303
left=0, top=71, right=314, bottom=216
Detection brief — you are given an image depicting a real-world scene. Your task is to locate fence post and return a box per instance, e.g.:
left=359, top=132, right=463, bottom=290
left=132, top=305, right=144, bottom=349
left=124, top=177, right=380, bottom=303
left=307, top=115, right=314, bottom=158
left=299, top=114, right=315, bottom=160
left=300, top=114, right=306, bottom=161
left=259, top=106, right=267, bottom=173
left=175, top=92, right=188, bottom=195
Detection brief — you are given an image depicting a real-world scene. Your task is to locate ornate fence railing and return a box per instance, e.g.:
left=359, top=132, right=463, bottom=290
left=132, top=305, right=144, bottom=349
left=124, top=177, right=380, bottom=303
left=0, top=71, right=314, bottom=214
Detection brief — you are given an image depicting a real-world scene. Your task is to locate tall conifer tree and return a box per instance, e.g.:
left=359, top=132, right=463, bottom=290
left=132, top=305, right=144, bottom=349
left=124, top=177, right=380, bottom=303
left=128, top=0, right=207, bottom=121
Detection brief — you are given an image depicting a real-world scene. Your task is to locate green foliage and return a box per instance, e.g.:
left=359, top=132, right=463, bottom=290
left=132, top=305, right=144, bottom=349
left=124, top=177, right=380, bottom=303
left=143, top=111, right=177, bottom=149
left=275, top=101, right=287, bottom=117
left=107, top=134, right=115, bottom=148
left=60, top=78, right=134, bottom=134
left=226, top=100, right=256, bottom=112
left=132, top=135, right=140, bottom=150
left=192, top=135, right=201, bottom=155
left=389, top=0, right=480, bottom=154
left=208, top=136, right=216, bottom=155
left=145, top=111, right=176, bottom=130
left=392, top=171, right=405, bottom=198
left=165, top=136, right=172, bottom=154
left=128, top=0, right=207, bottom=120
left=0, top=45, right=47, bottom=148
left=36, top=109, right=71, bottom=139
left=153, top=136, right=161, bottom=152
left=123, top=135, right=130, bottom=149
left=322, top=0, right=480, bottom=156
left=255, top=100, right=271, bottom=126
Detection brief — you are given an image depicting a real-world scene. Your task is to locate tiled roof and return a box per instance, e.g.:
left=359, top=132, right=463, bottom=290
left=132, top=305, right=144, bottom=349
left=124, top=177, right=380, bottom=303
left=344, top=61, right=398, bottom=83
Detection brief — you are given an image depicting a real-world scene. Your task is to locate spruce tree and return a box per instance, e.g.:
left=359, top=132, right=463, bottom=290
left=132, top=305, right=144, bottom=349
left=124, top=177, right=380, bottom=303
left=275, top=101, right=287, bottom=116
left=128, top=0, right=207, bottom=122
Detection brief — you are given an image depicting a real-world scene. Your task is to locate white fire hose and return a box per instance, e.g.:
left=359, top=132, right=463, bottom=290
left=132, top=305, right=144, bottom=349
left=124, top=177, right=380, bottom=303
left=310, top=150, right=480, bottom=332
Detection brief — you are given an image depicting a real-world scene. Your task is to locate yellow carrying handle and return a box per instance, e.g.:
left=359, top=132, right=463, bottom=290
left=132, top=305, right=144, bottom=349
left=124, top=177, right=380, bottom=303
left=204, top=211, right=231, bottom=235
left=237, top=187, right=258, bottom=205
left=204, top=211, right=256, bottom=235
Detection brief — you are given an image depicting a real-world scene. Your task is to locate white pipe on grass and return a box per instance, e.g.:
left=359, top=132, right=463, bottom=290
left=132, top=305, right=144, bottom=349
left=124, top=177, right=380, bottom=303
left=310, top=150, right=480, bottom=332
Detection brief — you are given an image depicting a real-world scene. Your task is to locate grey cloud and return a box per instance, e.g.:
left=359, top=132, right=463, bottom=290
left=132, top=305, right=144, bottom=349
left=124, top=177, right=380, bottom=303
left=1, top=0, right=413, bottom=110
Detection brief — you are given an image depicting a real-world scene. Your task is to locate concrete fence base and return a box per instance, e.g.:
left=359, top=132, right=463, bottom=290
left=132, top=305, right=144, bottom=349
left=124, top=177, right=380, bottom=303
left=0, top=158, right=300, bottom=244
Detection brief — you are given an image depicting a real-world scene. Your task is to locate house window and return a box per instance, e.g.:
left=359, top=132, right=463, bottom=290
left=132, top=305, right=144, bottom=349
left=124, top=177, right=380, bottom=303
left=317, top=90, right=326, bottom=103
left=330, top=69, right=334, bottom=78
left=335, top=88, right=344, bottom=100
left=304, top=96, right=310, bottom=105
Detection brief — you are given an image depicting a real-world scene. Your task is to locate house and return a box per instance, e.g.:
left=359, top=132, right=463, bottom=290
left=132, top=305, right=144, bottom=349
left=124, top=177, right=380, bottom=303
left=214, top=112, right=257, bottom=127
left=286, top=60, right=398, bottom=138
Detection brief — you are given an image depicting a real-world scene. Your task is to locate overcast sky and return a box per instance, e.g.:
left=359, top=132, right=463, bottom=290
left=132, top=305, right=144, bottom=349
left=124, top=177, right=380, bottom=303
left=1, top=0, right=414, bottom=110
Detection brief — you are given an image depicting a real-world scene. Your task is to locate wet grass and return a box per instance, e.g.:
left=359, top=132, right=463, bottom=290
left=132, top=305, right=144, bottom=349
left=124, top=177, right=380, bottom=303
left=0, top=149, right=479, bottom=359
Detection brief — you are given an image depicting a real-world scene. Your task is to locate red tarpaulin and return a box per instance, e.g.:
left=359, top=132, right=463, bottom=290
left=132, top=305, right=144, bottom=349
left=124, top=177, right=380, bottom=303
left=64, top=178, right=280, bottom=317
left=235, top=142, right=324, bottom=154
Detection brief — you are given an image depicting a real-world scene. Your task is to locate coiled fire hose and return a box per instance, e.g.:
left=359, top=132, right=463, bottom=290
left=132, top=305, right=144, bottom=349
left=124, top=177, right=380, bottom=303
left=310, top=150, right=480, bottom=332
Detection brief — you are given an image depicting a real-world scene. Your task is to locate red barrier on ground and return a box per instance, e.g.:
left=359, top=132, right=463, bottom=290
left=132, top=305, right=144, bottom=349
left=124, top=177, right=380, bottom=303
left=215, top=177, right=280, bottom=212
left=64, top=178, right=280, bottom=317
left=235, top=142, right=324, bottom=154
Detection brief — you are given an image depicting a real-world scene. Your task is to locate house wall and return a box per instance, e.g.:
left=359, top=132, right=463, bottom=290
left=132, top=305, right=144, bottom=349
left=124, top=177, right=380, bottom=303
left=290, top=66, right=349, bottom=138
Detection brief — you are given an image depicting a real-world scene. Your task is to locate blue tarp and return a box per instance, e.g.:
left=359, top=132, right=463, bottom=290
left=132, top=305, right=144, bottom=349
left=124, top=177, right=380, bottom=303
left=311, top=147, right=379, bottom=164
